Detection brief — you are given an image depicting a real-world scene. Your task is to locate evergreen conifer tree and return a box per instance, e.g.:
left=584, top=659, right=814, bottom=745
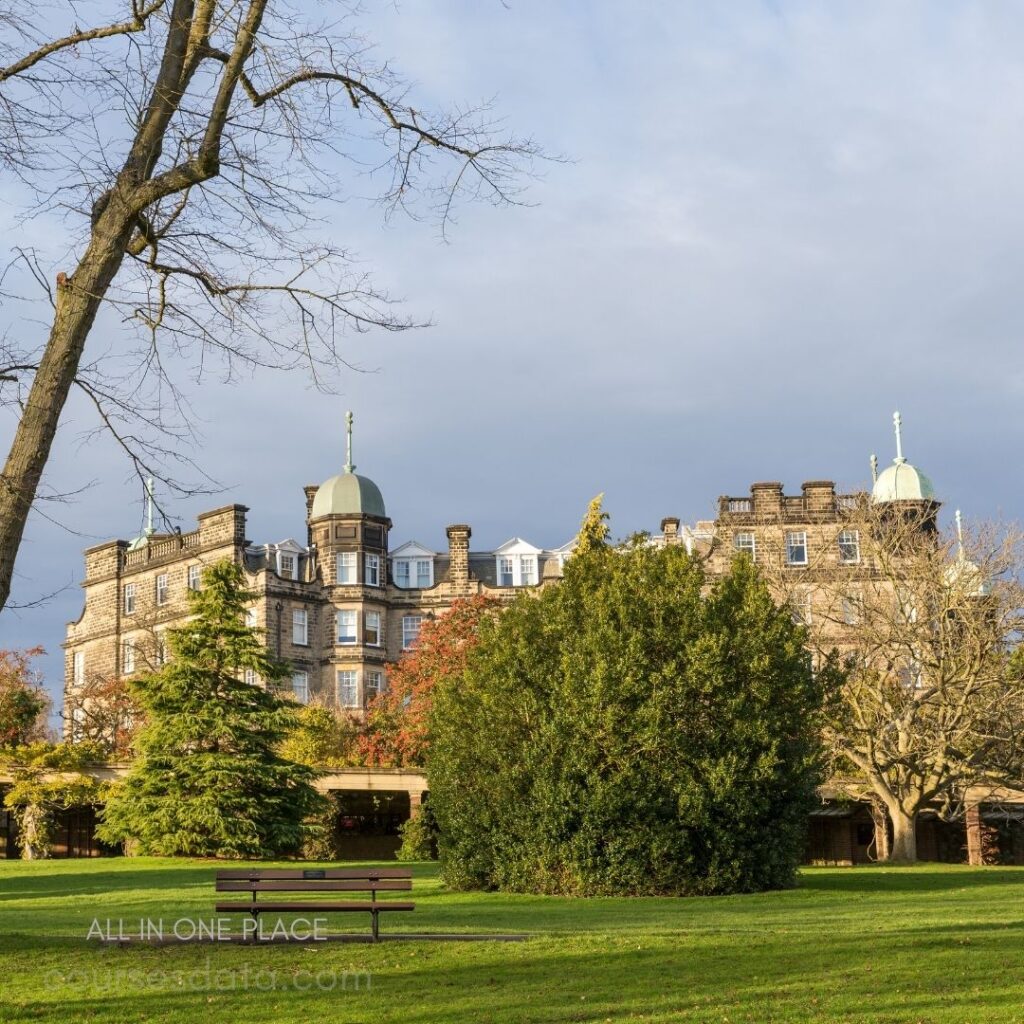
left=97, top=560, right=325, bottom=857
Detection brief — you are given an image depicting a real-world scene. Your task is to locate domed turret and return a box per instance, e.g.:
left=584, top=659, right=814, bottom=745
left=944, top=509, right=990, bottom=597
left=871, top=411, right=936, bottom=504
left=311, top=412, right=386, bottom=519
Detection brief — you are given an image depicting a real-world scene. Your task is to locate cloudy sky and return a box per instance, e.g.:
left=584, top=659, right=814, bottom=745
left=3, top=1, right=1024, bottom=709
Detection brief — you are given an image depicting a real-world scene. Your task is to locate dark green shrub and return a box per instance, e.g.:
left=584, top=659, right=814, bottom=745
left=428, top=540, right=836, bottom=895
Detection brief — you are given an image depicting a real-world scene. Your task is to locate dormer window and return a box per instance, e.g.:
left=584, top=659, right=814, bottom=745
left=498, top=555, right=537, bottom=587
left=493, top=539, right=542, bottom=587
left=278, top=553, right=296, bottom=579
left=395, top=560, right=410, bottom=587
left=390, top=543, right=436, bottom=589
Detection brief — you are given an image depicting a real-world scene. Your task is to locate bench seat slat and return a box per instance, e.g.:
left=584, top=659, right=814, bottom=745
left=216, top=879, right=411, bottom=892
left=215, top=901, right=415, bottom=913
left=215, top=869, right=412, bottom=880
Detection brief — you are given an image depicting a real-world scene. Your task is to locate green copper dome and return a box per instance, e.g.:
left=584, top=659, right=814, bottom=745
left=311, top=471, right=386, bottom=519
left=310, top=410, right=386, bottom=519
left=870, top=411, right=937, bottom=504
left=872, top=461, right=936, bottom=503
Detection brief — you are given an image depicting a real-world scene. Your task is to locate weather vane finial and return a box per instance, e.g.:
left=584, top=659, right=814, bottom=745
left=144, top=476, right=154, bottom=538
left=344, top=411, right=355, bottom=474
left=893, top=410, right=904, bottom=462
left=955, top=508, right=964, bottom=556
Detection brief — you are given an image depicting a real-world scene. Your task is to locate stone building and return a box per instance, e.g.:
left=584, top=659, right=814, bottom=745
left=64, top=410, right=935, bottom=733
left=56, top=410, right=1024, bottom=866
left=63, top=414, right=575, bottom=728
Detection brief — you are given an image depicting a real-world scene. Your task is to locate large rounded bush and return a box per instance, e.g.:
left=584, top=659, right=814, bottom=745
left=427, top=543, right=833, bottom=895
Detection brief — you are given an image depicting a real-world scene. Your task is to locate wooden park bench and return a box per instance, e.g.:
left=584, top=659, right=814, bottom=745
left=215, top=867, right=414, bottom=942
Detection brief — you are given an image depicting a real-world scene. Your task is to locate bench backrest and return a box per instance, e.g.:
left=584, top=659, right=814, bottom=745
left=215, top=868, right=412, bottom=894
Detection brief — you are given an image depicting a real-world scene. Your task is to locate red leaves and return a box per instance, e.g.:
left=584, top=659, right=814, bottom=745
left=359, top=596, right=499, bottom=767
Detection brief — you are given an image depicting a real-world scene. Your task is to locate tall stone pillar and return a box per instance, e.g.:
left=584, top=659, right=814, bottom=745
left=966, top=804, right=984, bottom=866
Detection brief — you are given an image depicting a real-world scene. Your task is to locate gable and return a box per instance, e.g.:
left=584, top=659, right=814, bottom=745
left=492, top=537, right=543, bottom=556
left=390, top=540, right=438, bottom=559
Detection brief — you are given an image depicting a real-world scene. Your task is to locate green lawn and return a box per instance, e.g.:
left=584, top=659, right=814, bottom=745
left=1, top=859, right=1023, bottom=1022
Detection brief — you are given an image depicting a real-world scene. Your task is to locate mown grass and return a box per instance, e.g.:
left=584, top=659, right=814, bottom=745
left=1, top=858, right=1023, bottom=1022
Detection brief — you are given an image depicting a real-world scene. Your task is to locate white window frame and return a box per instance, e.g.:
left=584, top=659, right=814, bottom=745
left=292, top=608, right=308, bottom=646
left=402, top=614, right=423, bottom=650
left=498, top=556, right=514, bottom=587
left=123, top=582, right=136, bottom=615
left=365, top=552, right=381, bottom=587
left=733, top=532, right=756, bottom=560
left=497, top=554, right=537, bottom=587
left=415, top=559, right=433, bottom=588
left=791, top=589, right=812, bottom=626
left=243, top=667, right=259, bottom=686
left=278, top=552, right=296, bottom=580
left=187, top=564, right=201, bottom=591
left=365, top=669, right=383, bottom=699
left=71, top=705, right=86, bottom=743
left=519, top=556, right=538, bottom=586
left=365, top=610, right=381, bottom=647
left=72, top=651, right=84, bottom=686
left=155, top=573, right=169, bottom=606
left=785, top=531, right=808, bottom=566
left=842, top=592, right=861, bottom=626
left=122, top=638, right=135, bottom=675
left=336, top=551, right=357, bottom=584
left=336, top=669, right=359, bottom=707
left=292, top=671, right=309, bottom=704
left=394, top=559, right=411, bottom=588
left=336, top=609, right=357, bottom=645
left=246, top=607, right=258, bottom=628
left=837, top=529, right=860, bottom=564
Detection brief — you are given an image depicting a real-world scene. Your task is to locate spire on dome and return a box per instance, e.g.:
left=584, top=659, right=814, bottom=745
left=127, top=476, right=158, bottom=550
left=344, top=410, right=355, bottom=474
left=955, top=509, right=964, bottom=556
left=870, top=410, right=937, bottom=505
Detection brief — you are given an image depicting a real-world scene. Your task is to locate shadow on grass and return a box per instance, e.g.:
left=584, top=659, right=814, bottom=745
left=4, top=921, right=1024, bottom=1024
left=798, top=864, right=1024, bottom=894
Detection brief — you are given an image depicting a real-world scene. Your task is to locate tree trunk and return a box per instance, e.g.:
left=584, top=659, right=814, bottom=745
left=870, top=799, right=891, bottom=862
left=0, top=212, right=133, bottom=612
left=889, top=805, right=918, bottom=863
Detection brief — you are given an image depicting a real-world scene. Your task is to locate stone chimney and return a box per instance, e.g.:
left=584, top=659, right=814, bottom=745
left=750, top=482, right=784, bottom=516
left=197, top=504, right=248, bottom=548
left=661, top=517, right=681, bottom=544
left=801, top=480, right=836, bottom=514
left=446, top=524, right=472, bottom=592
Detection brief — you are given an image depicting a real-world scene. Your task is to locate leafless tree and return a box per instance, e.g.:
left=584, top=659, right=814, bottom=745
left=0, top=1, right=540, bottom=612
left=760, top=501, right=1024, bottom=862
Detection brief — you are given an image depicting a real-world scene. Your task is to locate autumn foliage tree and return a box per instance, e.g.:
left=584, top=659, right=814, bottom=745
left=360, top=596, right=500, bottom=768
left=0, top=646, right=50, bottom=748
